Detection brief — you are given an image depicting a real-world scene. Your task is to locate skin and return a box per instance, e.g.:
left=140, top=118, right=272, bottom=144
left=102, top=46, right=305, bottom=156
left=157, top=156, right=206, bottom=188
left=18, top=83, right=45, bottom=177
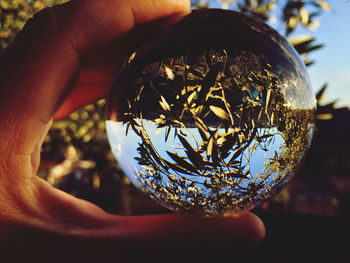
left=0, top=0, right=265, bottom=262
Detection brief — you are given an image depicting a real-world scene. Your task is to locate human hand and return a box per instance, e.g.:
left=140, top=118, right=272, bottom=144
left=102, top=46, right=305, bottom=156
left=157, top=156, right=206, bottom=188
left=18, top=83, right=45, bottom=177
left=0, top=0, right=265, bottom=262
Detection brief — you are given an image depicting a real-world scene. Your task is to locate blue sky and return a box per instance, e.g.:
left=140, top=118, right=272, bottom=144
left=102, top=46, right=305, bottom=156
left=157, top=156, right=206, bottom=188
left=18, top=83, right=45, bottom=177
left=201, top=0, right=350, bottom=107
left=306, top=1, right=350, bottom=107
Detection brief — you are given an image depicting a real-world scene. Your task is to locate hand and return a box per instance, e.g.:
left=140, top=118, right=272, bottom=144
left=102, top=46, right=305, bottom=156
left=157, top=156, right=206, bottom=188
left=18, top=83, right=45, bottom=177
left=0, top=0, right=265, bottom=262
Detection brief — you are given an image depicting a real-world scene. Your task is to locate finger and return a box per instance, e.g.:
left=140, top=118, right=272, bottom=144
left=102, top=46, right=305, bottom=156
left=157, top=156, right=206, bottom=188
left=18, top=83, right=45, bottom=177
left=0, top=0, right=190, bottom=155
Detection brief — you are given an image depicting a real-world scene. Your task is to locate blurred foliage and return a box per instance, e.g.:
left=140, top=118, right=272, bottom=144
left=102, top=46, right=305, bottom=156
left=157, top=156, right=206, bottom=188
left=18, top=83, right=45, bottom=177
left=42, top=101, right=107, bottom=163
left=0, top=0, right=348, bottom=214
left=0, top=0, right=67, bottom=49
left=200, top=0, right=331, bottom=34
left=39, top=100, right=124, bottom=187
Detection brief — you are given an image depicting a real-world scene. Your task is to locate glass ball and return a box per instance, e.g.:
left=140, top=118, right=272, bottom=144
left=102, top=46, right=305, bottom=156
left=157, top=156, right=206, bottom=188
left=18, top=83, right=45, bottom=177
left=106, top=9, right=316, bottom=216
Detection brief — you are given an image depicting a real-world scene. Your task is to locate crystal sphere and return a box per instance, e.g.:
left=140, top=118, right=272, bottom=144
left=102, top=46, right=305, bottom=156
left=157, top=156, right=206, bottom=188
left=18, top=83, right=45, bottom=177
left=106, top=9, right=316, bottom=216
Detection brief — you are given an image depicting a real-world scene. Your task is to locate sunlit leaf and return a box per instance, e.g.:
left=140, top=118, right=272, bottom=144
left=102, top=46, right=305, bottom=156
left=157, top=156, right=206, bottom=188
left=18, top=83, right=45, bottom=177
left=210, top=105, right=230, bottom=121
left=288, top=16, right=297, bottom=29
left=159, top=96, right=171, bottom=112
left=299, top=7, right=309, bottom=25
left=318, top=0, right=331, bottom=11
left=206, top=136, right=219, bottom=166
left=187, top=90, right=198, bottom=105
left=207, top=137, right=214, bottom=157
left=164, top=65, right=175, bottom=80
left=128, top=51, right=137, bottom=64
left=265, top=89, right=272, bottom=110
left=135, top=85, right=144, bottom=102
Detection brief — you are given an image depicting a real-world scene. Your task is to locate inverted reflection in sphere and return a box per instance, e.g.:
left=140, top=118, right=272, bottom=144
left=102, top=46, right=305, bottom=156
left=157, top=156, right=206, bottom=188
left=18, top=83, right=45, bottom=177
left=106, top=9, right=316, bottom=216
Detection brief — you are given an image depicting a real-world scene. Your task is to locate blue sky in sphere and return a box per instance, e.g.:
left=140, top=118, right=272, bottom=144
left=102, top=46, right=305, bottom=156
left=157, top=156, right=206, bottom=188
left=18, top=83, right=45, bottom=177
left=196, top=0, right=350, bottom=107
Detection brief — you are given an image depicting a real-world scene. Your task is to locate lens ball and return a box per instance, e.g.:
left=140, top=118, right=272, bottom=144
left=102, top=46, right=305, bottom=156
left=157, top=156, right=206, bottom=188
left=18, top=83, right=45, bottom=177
left=106, top=9, right=316, bottom=216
